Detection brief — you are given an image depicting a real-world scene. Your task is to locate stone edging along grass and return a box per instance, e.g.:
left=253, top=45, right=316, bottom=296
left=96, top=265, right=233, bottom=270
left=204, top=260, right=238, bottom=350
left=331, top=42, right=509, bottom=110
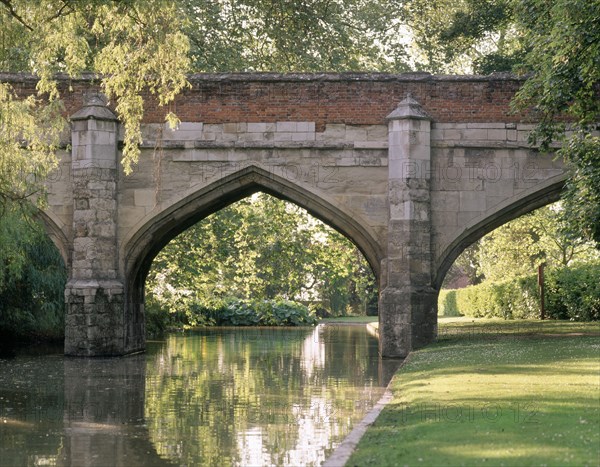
left=323, top=353, right=413, bottom=467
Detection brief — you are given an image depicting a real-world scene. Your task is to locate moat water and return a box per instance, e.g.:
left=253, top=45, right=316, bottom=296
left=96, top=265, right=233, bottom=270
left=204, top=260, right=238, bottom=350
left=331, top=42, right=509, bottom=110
left=0, top=324, right=400, bottom=466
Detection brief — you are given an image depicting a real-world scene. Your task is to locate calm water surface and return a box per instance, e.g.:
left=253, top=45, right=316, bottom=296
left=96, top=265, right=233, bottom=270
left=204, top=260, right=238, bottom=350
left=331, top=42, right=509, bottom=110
left=0, top=324, right=401, bottom=466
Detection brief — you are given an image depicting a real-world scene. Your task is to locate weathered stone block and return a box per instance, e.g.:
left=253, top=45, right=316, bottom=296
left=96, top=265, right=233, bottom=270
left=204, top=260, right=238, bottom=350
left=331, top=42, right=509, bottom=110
left=459, top=191, right=487, bottom=212
left=273, top=132, right=293, bottom=141
left=275, top=122, right=297, bottom=132
left=64, top=281, right=137, bottom=357
left=317, top=124, right=346, bottom=142
left=133, top=189, right=156, bottom=207
left=366, top=125, right=388, bottom=141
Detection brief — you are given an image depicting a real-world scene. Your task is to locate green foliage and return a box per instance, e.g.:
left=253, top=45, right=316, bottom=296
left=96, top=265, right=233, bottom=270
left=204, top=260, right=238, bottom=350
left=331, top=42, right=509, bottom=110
left=215, top=298, right=317, bottom=326
left=445, top=203, right=599, bottom=288
left=513, top=0, right=600, bottom=246
left=447, top=274, right=540, bottom=319
left=0, top=206, right=66, bottom=340
left=441, top=262, right=600, bottom=321
left=439, top=278, right=529, bottom=319
left=0, top=0, right=191, bottom=181
left=146, top=193, right=377, bottom=326
left=180, top=0, right=410, bottom=72
left=438, top=289, right=460, bottom=317
left=561, top=134, right=600, bottom=246
left=146, top=296, right=316, bottom=334
left=0, top=83, right=63, bottom=210
left=403, top=0, right=599, bottom=246
left=403, top=0, right=522, bottom=73
left=545, top=262, right=600, bottom=321
left=514, top=0, right=600, bottom=133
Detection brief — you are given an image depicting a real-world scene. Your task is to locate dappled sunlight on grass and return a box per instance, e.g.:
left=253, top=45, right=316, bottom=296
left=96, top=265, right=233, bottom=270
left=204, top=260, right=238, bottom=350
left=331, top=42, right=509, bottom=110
left=438, top=317, right=600, bottom=337
left=348, top=320, right=600, bottom=466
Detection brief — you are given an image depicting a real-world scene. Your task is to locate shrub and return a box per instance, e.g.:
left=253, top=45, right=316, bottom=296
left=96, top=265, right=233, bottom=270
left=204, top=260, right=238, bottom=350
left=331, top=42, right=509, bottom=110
left=212, top=298, right=317, bottom=326
left=439, top=275, right=539, bottom=319
left=438, top=290, right=460, bottom=317
left=0, top=212, right=67, bottom=342
left=146, top=297, right=317, bottom=336
left=438, top=261, right=600, bottom=321
left=545, top=263, right=600, bottom=321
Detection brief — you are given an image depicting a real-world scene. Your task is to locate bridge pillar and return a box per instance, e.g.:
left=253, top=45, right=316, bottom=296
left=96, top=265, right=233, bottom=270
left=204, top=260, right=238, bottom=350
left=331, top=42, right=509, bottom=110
left=64, top=95, right=133, bottom=356
left=379, top=95, right=437, bottom=358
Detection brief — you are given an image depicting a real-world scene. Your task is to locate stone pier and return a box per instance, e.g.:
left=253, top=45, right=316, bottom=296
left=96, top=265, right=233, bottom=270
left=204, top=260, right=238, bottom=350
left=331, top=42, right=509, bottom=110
left=379, top=96, right=437, bottom=357
left=64, top=96, right=137, bottom=356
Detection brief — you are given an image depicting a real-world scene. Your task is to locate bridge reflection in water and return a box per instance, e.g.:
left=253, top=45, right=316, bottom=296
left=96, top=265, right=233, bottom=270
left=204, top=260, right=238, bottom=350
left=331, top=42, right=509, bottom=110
left=0, top=324, right=401, bottom=466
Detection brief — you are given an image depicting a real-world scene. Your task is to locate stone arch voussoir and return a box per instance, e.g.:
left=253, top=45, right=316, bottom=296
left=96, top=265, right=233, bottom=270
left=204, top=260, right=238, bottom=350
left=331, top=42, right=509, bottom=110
left=433, top=174, right=567, bottom=289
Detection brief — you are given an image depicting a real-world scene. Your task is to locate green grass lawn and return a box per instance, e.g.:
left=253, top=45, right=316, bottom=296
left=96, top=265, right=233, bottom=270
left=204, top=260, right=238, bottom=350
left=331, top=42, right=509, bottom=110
left=348, top=318, right=600, bottom=466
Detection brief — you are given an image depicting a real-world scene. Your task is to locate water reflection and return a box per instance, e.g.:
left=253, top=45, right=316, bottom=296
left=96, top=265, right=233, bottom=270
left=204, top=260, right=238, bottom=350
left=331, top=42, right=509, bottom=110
left=0, top=353, right=169, bottom=466
left=0, top=324, right=401, bottom=466
left=62, top=355, right=169, bottom=466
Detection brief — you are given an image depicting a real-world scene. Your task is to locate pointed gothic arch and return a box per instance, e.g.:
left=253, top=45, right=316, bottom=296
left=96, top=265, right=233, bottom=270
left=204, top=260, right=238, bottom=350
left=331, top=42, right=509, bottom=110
left=120, top=165, right=385, bottom=349
left=433, top=174, right=566, bottom=289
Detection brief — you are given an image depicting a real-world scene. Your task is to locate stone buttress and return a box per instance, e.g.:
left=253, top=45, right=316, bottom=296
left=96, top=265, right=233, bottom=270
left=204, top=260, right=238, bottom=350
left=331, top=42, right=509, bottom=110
left=379, top=95, right=437, bottom=357
left=64, top=96, right=143, bottom=356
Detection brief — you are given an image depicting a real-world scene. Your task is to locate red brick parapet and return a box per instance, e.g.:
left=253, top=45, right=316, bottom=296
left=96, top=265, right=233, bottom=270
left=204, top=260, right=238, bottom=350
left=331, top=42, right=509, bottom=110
left=1, top=72, right=531, bottom=130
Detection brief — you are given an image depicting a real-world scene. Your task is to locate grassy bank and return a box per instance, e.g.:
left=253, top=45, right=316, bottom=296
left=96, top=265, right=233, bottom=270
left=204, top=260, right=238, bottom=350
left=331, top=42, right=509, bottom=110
left=348, top=318, right=600, bottom=466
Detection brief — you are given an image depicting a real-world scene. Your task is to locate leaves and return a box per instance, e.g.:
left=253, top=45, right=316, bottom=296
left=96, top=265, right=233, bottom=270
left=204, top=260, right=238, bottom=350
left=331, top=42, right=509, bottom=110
left=0, top=0, right=192, bottom=183
left=402, top=0, right=522, bottom=73
left=513, top=0, right=600, bottom=246
left=0, top=205, right=66, bottom=339
left=146, top=193, right=377, bottom=318
left=180, top=0, right=410, bottom=73
left=92, top=1, right=191, bottom=173
left=561, top=133, right=600, bottom=245
left=446, top=203, right=600, bottom=288
left=0, top=82, right=64, bottom=210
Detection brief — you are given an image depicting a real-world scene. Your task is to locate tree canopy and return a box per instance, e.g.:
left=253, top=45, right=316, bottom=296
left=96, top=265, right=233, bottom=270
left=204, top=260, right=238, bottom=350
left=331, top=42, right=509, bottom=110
left=0, top=0, right=191, bottom=202
left=513, top=0, right=600, bottom=246
left=180, top=0, right=410, bottom=72
left=146, top=193, right=377, bottom=319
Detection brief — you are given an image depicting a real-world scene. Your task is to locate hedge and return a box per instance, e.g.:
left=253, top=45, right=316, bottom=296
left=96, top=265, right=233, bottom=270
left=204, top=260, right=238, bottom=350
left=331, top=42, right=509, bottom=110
left=438, top=262, right=600, bottom=321
left=545, top=263, right=600, bottom=321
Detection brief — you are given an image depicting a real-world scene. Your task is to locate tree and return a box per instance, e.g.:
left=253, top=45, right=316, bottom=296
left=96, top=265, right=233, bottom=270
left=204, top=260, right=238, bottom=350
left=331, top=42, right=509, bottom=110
left=0, top=205, right=66, bottom=344
left=400, top=0, right=523, bottom=73
left=0, top=1, right=191, bottom=343
left=180, top=0, right=410, bottom=73
left=0, top=0, right=191, bottom=209
left=446, top=204, right=599, bottom=286
left=512, top=0, right=600, bottom=246
left=404, top=0, right=600, bottom=245
left=146, top=193, right=377, bottom=318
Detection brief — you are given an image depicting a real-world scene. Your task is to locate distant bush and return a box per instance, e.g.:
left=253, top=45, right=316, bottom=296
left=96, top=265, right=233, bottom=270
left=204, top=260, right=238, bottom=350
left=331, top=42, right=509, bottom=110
left=438, top=290, right=460, bottom=317
left=452, top=275, right=539, bottom=319
left=438, top=262, right=600, bottom=321
left=146, top=297, right=317, bottom=336
left=545, top=263, right=600, bottom=321
left=210, top=298, right=317, bottom=326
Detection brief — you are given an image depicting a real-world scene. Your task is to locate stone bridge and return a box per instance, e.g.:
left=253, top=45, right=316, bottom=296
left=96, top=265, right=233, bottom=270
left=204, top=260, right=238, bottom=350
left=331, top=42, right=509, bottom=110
left=7, top=73, right=566, bottom=357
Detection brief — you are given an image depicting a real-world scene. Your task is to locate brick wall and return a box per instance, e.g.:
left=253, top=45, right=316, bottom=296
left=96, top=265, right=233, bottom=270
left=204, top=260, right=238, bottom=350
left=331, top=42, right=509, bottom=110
left=2, top=72, right=531, bottom=129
